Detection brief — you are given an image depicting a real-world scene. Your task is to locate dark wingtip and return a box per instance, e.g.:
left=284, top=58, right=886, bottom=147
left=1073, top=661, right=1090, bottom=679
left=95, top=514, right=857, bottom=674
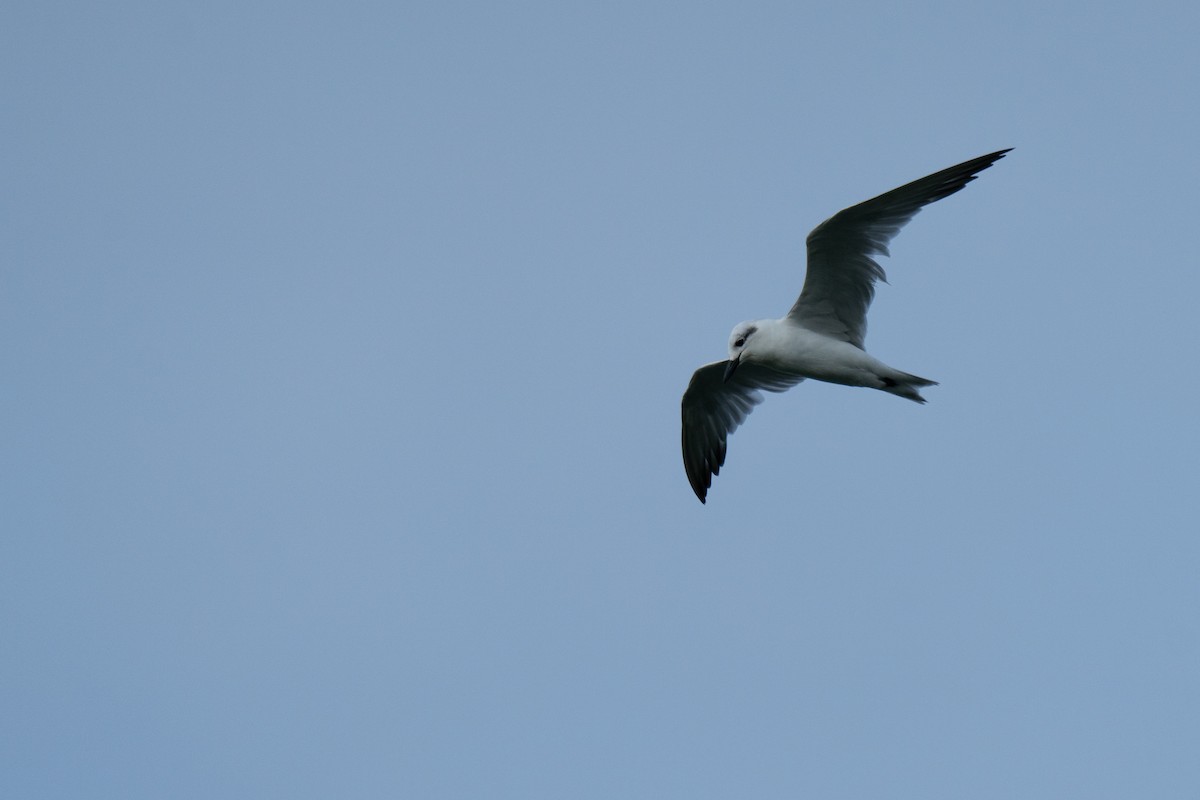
left=977, top=148, right=1013, bottom=168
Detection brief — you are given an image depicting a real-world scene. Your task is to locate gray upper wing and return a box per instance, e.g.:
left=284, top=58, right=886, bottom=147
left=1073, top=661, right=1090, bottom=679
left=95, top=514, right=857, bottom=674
left=681, top=361, right=805, bottom=503
left=786, top=149, right=1010, bottom=349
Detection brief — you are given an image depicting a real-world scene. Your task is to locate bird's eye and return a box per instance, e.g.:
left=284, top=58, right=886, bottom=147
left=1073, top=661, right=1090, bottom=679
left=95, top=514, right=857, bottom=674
left=735, top=338, right=745, bottom=347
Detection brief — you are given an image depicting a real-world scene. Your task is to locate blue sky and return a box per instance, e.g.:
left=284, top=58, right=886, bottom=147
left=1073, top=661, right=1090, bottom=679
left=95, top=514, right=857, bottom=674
left=4, top=1, right=1199, bottom=797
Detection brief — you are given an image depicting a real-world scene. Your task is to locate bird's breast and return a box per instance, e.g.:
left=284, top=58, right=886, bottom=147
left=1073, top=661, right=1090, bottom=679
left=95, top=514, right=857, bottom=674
left=764, top=329, right=883, bottom=387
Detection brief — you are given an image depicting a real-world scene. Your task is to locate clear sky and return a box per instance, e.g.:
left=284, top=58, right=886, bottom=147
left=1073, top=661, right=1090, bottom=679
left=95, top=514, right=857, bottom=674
left=4, top=1, right=1199, bottom=797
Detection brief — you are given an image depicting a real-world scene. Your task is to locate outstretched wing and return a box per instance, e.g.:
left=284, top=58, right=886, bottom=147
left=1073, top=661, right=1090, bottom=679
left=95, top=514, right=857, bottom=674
left=787, top=149, right=1010, bottom=349
left=681, top=361, right=804, bottom=503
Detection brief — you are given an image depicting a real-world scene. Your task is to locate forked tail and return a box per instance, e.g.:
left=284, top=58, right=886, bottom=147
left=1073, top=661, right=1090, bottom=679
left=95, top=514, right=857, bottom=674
left=880, top=370, right=938, bottom=404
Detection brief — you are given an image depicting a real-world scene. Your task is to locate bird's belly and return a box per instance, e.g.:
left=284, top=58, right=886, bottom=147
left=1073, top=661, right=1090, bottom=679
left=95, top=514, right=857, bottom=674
left=769, top=339, right=885, bottom=387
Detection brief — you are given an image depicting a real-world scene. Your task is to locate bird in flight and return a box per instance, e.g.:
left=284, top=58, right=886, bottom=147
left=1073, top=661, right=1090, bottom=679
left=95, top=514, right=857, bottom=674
left=681, top=149, right=1011, bottom=503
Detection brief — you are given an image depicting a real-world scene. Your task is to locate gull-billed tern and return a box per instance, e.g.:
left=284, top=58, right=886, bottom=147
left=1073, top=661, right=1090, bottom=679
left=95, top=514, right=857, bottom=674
left=682, top=149, right=1011, bottom=503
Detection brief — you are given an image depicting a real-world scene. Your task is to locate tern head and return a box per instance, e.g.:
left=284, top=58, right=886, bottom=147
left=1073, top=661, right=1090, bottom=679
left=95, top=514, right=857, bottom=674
left=723, top=322, right=759, bottom=382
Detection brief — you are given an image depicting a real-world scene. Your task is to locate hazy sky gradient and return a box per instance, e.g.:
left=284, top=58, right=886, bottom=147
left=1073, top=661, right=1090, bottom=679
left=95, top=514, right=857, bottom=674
left=4, top=1, right=1199, bottom=797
